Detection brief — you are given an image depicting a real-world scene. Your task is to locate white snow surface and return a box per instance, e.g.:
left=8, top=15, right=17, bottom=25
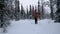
left=0, top=19, right=60, bottom=34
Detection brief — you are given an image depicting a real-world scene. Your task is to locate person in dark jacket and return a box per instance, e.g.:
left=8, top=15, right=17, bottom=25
left=35, top=12, right=39, bottom=24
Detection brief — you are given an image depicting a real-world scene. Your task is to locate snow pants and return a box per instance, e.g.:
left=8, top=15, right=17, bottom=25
left=35, top=18, right=37, bottom=24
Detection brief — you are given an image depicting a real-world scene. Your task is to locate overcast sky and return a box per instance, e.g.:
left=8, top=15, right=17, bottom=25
left=19, top=0, right=51, bottom=14
left=19, top=0, right=49, bottom=10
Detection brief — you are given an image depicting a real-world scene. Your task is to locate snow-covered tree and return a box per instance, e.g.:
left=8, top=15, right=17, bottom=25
left=26, top=6, right=29, bottom=19
left=15, top=0, right=20, bottom=20
left=20, top=5, right=25, bottom=19
left=29, top=5, right=32, bottom=15
left=0, top=0, right=11, bottom=32
left=50, top=0, right=57, bottom=20
left=55, top=0, right=60, bottom=22
left=0, top=0, right=5, bottom=27
left=38, top=0, right=41, bottom=19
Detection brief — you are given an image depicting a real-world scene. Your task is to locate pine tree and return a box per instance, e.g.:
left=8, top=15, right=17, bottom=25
left=0, top=0, right=12, bottom=27
left=29, top=6, right=34, bottom=19
left=29, top=5, right=32, bottom=15
left=55, top=0, right=60, bottom=22
left=26, top=6, right=29, bottom=19
left=50, top=0, right=54, bottom=20
left=41, top=1, right=44, bottom=19
left=28, top=5, right=33, bottom=19
left=0, top=0, right=5, bottom=26
left=20, top=5, right=25, bottom=19
left=15, top=0, right=20, bottom=20
left=4, top=0, right=14, bottom=20
left=38, top=0, right=41, bottom=19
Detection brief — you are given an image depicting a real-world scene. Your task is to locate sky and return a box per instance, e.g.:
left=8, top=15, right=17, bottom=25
left=19, top=0, right=51, bottom=14
left=19, top=0, right=49, bottom=10
left=19, top=0, right=38, bottom=10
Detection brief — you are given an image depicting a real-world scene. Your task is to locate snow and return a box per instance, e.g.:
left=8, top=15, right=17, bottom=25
left=0, top=19, right=60, bottom=34
left=44, top=6, right=51, bottom=14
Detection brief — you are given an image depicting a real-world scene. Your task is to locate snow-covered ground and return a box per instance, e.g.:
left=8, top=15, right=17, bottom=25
left=0, top=19, right=60, bottom=34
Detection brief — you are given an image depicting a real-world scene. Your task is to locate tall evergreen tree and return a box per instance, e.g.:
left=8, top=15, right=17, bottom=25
left=20, top=5, right=25, bottom=19
left=31, top=6, right=35, bottom=19
left=15, top=0, right=20, bottom=20
left=4, top=0, right=14, bottom=20
left=38, top=0, right=41, bottom=19
left=0, top=0, right=5, bottom=25
left=55, top=0, right=60, bottom=22
left=50, top=0, right=54, bottom=20
left=41, top=0, right=44, bottom=19
left=26, top=6, right=29, bottom=19
left=0, top=0, right=11, bottom=28
left=28, top=5, right=31, bottom=17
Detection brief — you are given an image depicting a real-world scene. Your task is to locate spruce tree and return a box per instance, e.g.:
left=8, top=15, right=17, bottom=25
left=26, top=6, right=29, bottom=19
left=31, top=6, right=35, bottom=19
left=55, top=0, right=60, bottom=22
left=38, top=0, right=40, bottom=14
left=0, top=0, right=5, bottom=25
left=50, top=0, right=54, bottom=20
left=20, top=5, right=25, bottom=19
left=15, top=0, right=20, bottom=20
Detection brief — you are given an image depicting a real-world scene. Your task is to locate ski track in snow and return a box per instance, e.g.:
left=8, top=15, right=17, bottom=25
left=0, top=19, right=60, bottom=34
